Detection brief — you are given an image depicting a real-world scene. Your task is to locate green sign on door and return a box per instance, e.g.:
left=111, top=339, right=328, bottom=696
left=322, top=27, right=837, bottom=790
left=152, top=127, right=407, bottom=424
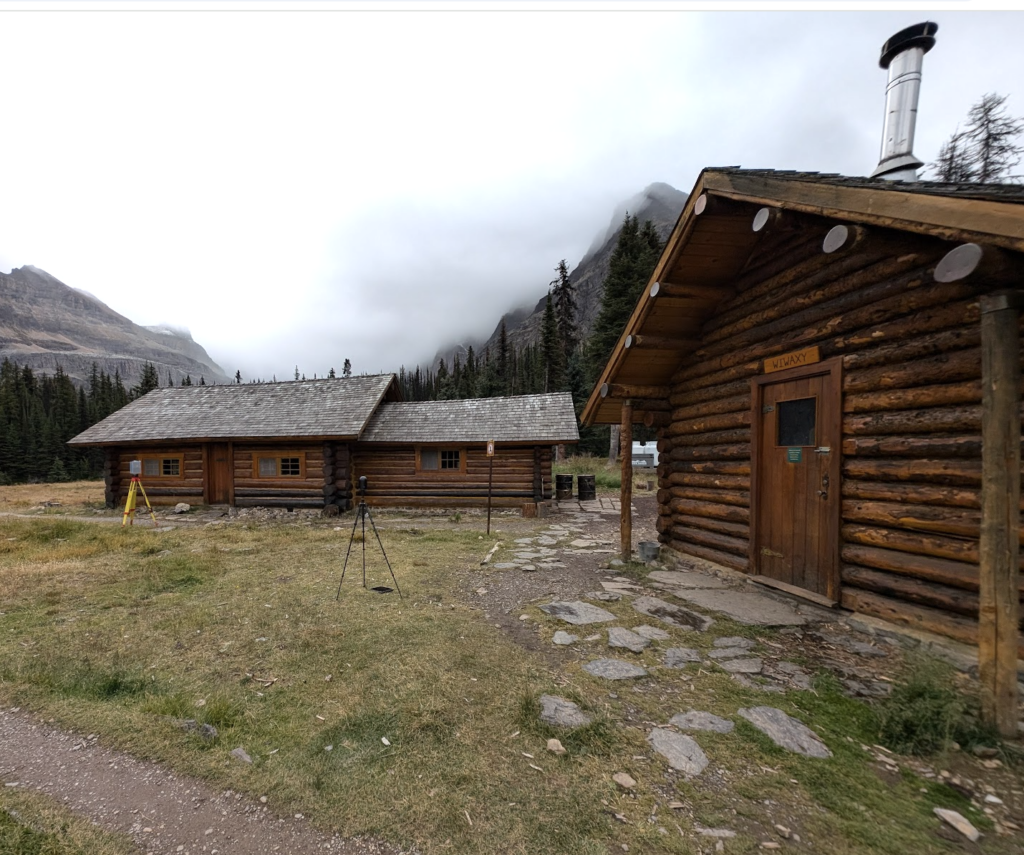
left=787, top=447, right=802, bottom=463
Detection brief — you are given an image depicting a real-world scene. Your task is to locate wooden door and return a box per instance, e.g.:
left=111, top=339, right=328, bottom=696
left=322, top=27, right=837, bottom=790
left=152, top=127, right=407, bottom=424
left=751, top=360, right=841, bottom=600
left=205, top=442, right=233, bottom=505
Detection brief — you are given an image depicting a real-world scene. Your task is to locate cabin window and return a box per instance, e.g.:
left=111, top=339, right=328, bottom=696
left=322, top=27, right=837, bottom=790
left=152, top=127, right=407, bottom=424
left=255, top=454, right=304, bottom=478
left=777, top=397, right=816, bottom=447
left=140, top=456, right=181, bottom=478
left=417, top=447, right=465, bottom=473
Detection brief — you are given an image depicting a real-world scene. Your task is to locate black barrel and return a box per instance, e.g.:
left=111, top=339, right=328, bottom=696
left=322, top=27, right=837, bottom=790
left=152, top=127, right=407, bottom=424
left=555, top=473, right=574, bottom=501
left=577, top=474, right=596, bottom=501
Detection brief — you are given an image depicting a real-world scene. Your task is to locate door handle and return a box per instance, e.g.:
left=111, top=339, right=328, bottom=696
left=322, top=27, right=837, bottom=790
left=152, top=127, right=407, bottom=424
left=818, top=490, right=828, bottom=499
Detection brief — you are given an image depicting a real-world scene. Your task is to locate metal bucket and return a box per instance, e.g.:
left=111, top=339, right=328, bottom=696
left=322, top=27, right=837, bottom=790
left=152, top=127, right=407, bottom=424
left=555, top=473, right=574, bottom=501
left=638, top=541, right=661, bottom=563
left=577, top=474, right=596, bottom=501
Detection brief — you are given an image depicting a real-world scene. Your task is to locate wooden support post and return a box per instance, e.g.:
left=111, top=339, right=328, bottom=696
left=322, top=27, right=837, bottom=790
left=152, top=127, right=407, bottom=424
left=979, top=290, right=1022, bottom=738
left=621, top=399, right=633, bottom=563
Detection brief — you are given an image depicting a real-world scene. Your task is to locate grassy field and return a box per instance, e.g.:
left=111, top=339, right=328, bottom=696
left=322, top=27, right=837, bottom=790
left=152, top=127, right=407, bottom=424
left=0, top=482, right=1019, bottom=854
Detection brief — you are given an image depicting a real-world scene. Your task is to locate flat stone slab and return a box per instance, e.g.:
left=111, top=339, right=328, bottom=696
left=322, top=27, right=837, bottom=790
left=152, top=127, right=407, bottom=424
left=634, top=625, right=670, bottom=641
left=539, top=601, right=617, bottom=626
left=536, top=536, right=559, bottom=546
left=667, top=589, right=808, bottom=626
left=648, top=570, right=727, bottom=589
left=588, top=591, right=621, bottom=602
left=632, top=596, right=713, bottom=631
left=714, top=636, right=756, bottom=649
left=539, top=694, right=592, bottom=728
left=552, top=631, right=578, bottom=646
left=664, top=647, right=702, bottom=668
left=569, top=539, right=599, bottom=548
left=607, top=627, right=650, bottom=653
left=493, top=563, right=518, bottom=569
left=583, top=658, right=649, bottom=680
left=719, top=657, right=763, bottom=674
left=670, top=710, right=734, bottom=734
left=647, top=728, right=709, bottom=777
left=737, top=706, right=832, bottom=757
left=708, top=646, right=756, bottom=660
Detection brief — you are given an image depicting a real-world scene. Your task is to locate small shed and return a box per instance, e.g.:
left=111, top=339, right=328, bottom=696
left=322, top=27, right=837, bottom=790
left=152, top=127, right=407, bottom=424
left=68, top=378, right=579, bottom=512
left=581, top=168, right=1024, bottom=659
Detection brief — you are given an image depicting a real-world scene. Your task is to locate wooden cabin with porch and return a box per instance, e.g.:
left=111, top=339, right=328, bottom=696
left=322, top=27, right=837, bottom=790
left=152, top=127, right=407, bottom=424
left=581, top=167, right=1024, bottom=676
left=68, top=376, right=577, bottom=513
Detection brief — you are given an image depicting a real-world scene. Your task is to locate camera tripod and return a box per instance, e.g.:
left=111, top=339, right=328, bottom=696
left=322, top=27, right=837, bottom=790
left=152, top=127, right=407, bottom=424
left=335, top=480, right=402, bottom=599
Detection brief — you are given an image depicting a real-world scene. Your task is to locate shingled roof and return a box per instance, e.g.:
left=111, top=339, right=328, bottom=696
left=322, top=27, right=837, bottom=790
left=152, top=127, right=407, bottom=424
left=68, top=374, right=400, bottom=445
left=360, top=393, right=579, bottom=445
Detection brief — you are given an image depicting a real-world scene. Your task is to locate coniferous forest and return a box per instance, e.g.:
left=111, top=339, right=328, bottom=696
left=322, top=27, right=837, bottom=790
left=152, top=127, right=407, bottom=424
left=0, top=360, right=198, bottom=484
left=0, top=213, right=660, bottom=481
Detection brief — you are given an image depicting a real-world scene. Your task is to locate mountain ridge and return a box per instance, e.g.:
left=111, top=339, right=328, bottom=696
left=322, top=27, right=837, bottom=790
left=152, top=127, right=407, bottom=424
left=0, top=265, right=230, bottom=387
left=428, top=181, right=688, bottom=369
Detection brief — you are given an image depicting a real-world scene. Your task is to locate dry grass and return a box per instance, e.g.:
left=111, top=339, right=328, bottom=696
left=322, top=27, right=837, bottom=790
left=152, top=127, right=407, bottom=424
left=1, top=787, right=137, bottom=855
left=0, top=480, right=106, bottom=512
left=0, top=504, right=1016, bottom=854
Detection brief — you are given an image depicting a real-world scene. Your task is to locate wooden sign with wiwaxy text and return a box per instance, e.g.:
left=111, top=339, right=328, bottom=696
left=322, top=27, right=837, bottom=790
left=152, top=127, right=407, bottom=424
left=763, top=346, right=821, bottom=374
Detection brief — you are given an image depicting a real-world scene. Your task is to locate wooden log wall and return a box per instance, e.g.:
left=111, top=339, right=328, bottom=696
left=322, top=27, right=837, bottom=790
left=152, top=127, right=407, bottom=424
left=322, top=442, right=353, bottom=511
left=113, top=447, right=204, bottom=505
left=103, top=449, right=120, bottom=508
left=351, top=444, right=553, bottom=508
left=232, top=443, right=326, bottom=509
left=656, top=227, right=1024, bottom=648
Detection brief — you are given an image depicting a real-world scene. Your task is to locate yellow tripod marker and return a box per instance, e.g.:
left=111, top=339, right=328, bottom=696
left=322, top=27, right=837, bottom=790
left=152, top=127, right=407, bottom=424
left=122, top=460, right=158, bottom=527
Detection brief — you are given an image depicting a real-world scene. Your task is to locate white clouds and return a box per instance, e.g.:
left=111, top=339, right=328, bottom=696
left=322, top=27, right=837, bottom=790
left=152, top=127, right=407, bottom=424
left=2, top=7, right=1021, bottom=379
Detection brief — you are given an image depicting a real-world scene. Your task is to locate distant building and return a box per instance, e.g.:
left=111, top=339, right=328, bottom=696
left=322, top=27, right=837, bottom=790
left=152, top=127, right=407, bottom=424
left=69, top=376, right=578, bottom=512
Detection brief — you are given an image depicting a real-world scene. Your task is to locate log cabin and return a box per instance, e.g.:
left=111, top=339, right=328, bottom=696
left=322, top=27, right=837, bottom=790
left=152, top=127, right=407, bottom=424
left=68, top=376, right=578, bottom=512
left=581, top=166, right=1024, bottom=664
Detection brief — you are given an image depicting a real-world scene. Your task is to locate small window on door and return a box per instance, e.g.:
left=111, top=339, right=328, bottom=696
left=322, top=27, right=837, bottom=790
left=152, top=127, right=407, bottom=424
left=777, top=397, right=816, bottom=446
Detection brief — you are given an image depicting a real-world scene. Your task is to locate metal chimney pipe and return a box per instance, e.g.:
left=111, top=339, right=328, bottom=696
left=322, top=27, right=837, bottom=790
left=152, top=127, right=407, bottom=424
left=871, top=22, right=938, bottom=181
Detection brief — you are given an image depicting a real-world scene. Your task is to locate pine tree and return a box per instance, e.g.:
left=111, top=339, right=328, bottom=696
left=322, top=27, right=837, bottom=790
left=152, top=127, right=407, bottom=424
left=541, top=293, right=565, bottom=392
left=550, top=259, right=578, bottom=368
left=328, top=367, right=336, bottom=379
left=586, top=214, right=663, bottom=382
left=497, top=320, right=510, bottom=396
left=235, top=370, right=242, bottom=384
left=343, top=359, right=352, bottom=378
left=931, top=93, right=1024, bottom=182
left=133, top=363, right=160, bottom=398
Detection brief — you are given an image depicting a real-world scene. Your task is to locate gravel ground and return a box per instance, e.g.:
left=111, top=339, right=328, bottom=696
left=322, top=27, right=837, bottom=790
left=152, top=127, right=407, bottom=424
left=0, top=710, right=410, bottom=855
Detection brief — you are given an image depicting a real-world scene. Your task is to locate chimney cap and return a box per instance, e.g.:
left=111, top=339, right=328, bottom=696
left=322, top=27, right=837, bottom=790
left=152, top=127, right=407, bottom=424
left=879, top=21, right=938, bottom=68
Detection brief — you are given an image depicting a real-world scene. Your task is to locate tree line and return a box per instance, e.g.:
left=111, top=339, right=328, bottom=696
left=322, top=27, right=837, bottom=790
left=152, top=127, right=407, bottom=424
left=0, top=360, right=194, bottom=484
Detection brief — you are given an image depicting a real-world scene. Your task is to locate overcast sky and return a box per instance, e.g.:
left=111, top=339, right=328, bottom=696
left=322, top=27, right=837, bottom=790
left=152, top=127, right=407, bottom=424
left=1, top=3, right=1021, bottom=380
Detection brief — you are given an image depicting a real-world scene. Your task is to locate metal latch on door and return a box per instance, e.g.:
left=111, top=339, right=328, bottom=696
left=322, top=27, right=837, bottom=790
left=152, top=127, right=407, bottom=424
left=814, top=446, right=830, bottom=454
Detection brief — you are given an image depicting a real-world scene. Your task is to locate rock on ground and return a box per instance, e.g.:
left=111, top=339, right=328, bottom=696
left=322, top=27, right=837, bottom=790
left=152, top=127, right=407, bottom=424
left=583, top=659, right=649, bottom=680
left=737, top=707, right=832, bottom=758
left=552, top=631, right=578, bottom=646
left=539, top=600, right=617, bottom=625
left=539, top=695, right=593, bottom=728
left=607, top=627, right=650, bottom=653
left=647, top=728, right=709, bottom=777
left=632, top=596, right=713, bottom=631
left=669, top=710, right=734, bottom=734
left=663, top=648, right=702, bottom=668
left=933, top=808, right=981, bottom=842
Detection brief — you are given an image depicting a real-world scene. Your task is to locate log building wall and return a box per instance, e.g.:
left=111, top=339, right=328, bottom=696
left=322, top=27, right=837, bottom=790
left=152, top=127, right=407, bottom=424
left=232, top=442, right=326, bottom=509
left=655, top=227, right=1024, bottom=648
left=108, top=447, right=205, bottom=506
left=351, top=445, right=552, bottom=508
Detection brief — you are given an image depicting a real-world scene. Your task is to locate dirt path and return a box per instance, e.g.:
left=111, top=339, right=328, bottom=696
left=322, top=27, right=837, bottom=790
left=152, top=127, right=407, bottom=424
left=0, top=710, right=407, bottom=855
